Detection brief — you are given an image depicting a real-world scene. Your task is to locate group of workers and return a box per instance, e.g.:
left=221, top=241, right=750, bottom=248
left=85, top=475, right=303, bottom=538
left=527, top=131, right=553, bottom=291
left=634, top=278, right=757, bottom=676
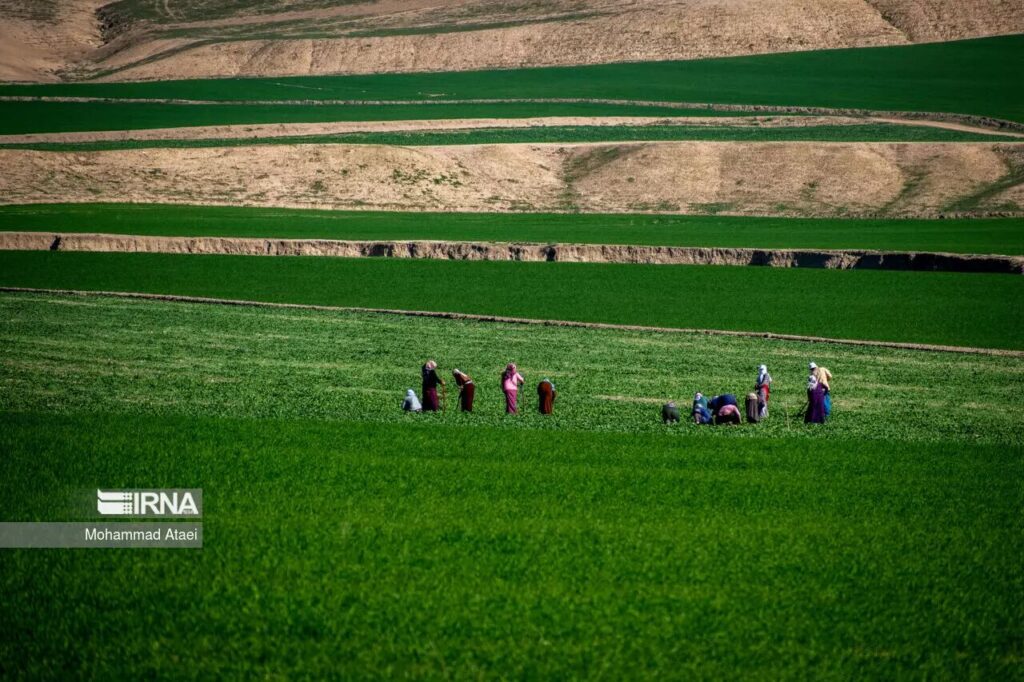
left=663, top=362, right=833, bottom=426
left=404, top=360, right=833, bottom=425
left=403, top=360, right=557, bottom=415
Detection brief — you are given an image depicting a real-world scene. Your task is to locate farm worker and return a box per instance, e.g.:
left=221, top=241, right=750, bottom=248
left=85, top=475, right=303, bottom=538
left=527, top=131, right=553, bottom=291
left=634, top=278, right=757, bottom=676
left=714, top=403, right=742, bottom=425
left=501, top=363, right=525, bottom=414
left=662, top=401, right=681, bottom=424
left=809, top=362, right=833, bottom=416
left=805, top=375, right=827, bottom=424
left=691, top=392, right=712, bottom=425
left=707, top=393, right=738, bottom=417
left=755, top=364, right=772, bottom=418
left=421, top=360, right=444, bottom=412
left=452, top=369, right=475, bottom=412
left=402, top=389, right=422, bottom=413
left=537, top=379, right=556, bottom=415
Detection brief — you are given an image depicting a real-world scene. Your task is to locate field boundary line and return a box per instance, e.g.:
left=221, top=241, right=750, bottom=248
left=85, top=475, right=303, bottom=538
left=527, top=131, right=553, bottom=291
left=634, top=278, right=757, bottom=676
left=2, top=232, right=1022, bottom=274
left=3, top=286, right=1021, bottom=357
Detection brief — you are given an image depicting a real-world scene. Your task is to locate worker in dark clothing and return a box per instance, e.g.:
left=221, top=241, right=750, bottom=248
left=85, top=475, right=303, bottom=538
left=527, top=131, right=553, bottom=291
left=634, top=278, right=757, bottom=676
left=421, top=360, right=444, bottom=412
left=452, top=369, right=475, bottom=412
left=662, top=401, right=681, bottom=424
left=537, top=378, right=556, bottom=415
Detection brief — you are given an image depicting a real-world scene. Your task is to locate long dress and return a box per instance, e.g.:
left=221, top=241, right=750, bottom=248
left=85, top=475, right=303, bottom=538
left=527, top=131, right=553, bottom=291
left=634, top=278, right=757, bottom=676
left=805, top=384, right=827, bottom=423
left=455, top=373, right=475, bottom=412
left=538, top=381, right=555, bottom=415
left=502, top=371, right=523, bottom=414
left=422, top=366, right=441, bottom=412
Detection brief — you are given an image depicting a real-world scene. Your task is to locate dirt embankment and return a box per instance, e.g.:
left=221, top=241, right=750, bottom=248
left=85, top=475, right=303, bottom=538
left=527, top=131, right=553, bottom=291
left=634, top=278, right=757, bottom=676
left=1, top=141, right=1021, bottom=218
left=2, top=232, right=1021, bottom=275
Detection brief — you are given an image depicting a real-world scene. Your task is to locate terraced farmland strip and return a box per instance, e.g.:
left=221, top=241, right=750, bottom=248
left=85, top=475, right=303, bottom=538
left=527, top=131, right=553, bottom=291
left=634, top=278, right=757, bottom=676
left=2, top=35, right=1021, bottom=122
left=0, top=251, right=1021, bottom=349
left=4, top=204, right=1020, bottom=255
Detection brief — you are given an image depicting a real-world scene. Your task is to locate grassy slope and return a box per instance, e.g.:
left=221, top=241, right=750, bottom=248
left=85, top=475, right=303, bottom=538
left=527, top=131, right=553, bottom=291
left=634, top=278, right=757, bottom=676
left=1, top=251, right=1022, bottom=349
left=3, top=204, right=1022, bottom=255
left=2, top=123, right=1013, bottom=149
left=1, top=35, right=1021, bottom=121
left=0, top=101, right=724, bottom=135
left=1, top=293, right=1021, bottom=677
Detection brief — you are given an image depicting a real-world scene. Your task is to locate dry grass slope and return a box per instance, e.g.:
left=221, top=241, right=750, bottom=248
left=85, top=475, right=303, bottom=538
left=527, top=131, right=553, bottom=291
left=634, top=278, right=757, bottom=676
left=2, top=0, right=1023, bottom=82
left=2, top=141, right=1020, bottom=217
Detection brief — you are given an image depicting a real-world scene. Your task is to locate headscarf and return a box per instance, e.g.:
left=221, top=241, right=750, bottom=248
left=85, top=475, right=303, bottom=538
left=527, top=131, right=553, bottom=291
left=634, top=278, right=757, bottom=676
left=406, top=388, right=416, bottom=397
left=694, top=391, right=703, bottom=401
left=504, top=363, right=517, bottom=378
left=809, top=362, right=817, bottom=371
left=425, top=360, right=437, bottom=370
left=757, top=364, right=771, bottom=386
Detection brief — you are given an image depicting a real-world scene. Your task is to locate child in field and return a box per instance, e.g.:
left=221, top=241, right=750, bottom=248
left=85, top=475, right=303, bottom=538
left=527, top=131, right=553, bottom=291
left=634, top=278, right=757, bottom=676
left=502, top=363, right=525, bottom=414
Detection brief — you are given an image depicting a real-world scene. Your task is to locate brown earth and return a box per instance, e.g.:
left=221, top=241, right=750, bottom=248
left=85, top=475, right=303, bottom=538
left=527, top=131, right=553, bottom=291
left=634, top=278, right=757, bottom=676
left=2, top=0, right=1023, bottom=82
left=2, top=231, right=1020, bottom=274
left=2, top=114, right=1023, bottom=146
left=1, top=141, right=1019, bottom=217
left=6, top=287, right=1022, bottom=357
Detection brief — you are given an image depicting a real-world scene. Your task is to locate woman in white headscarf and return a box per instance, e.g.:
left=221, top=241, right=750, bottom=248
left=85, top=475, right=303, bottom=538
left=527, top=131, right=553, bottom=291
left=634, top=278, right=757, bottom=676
left=755, top=364, right=772, bottom=418
left=402, top=389, right=422, bottom=412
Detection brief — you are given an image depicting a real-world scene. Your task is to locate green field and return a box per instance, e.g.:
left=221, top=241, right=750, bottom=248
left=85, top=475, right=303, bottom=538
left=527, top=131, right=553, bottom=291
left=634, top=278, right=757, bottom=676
left=2, top=251, right=1022, bottom=349
left=1, top=293, right=1021, bottom=677
left=4, top=204, right=1022, bottom=255
left=0, top=101, right=730, bottom=136
left=3, top=123, right=1013, bottom=150
left=2, top=35, right=1021, bottom=122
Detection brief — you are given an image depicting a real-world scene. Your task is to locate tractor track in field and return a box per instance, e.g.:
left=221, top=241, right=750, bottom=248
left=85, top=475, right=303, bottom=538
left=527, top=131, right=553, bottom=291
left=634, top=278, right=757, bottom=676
left=2, top=96, right=1023, bottom=136
left=3, top=286, right=1021, bottom=358
left=1, top=231, right=1021, bottom=275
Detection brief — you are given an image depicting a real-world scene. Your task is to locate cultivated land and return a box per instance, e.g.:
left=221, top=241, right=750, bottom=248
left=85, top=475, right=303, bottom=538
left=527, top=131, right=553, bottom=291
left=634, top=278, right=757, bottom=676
left=3, top=35, right=1023, bottom=124
left=2, top=251, right=1022, bottom=350
left=3, top=5, right=1023, bottom=678
left=2, top=204, right=1022, bottom=255
left=1, top=293, right=1021, bottom=677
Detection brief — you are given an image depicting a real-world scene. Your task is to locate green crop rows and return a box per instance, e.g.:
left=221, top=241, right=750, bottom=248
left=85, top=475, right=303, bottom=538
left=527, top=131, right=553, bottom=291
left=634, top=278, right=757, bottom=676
left=0, top=101, right=724, bottom=136
left=1, top=293, right=1021, bottom=678
left=1, top=123, right=1013, bottom=151
left=2, top=251, right=1022, bottom=349
left=4, top=203, right=1022, bottom=255
left=2, top=35, right=1021, bottom=122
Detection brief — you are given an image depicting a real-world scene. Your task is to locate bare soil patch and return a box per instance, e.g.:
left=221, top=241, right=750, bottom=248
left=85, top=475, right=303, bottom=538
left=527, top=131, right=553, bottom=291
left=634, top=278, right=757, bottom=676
left=1, top=141, right=1020, bottom=217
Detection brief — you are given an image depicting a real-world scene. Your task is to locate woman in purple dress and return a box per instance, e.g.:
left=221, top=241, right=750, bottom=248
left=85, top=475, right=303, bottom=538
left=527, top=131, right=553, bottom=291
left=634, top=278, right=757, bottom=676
left=805, top=375, right=827, bottom=424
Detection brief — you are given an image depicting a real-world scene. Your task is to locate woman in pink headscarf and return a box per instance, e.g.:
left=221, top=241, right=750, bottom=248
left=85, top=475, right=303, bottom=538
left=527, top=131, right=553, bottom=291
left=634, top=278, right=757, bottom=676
left=501, top=363, right=524, bottom=414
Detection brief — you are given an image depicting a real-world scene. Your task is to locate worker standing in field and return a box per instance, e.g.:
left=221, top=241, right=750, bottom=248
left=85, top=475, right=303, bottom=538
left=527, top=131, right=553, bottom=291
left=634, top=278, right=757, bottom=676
left=501, top=363, right=525, bottom=414
left=809, top=361, right=833, bottom=416
left=755, top=364, right=773, bottom=418
left=537, top=378, right=556, bottom=415
left=452, top=369, right=475, bottom=412
left=805, top=374, right=827, bottom=424
left=421, top=360, right=444, bottom=412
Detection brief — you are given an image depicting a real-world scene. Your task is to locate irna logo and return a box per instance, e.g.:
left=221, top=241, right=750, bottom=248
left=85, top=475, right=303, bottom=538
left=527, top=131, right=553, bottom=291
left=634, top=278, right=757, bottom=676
left=96, top=489, right=201, bottom=517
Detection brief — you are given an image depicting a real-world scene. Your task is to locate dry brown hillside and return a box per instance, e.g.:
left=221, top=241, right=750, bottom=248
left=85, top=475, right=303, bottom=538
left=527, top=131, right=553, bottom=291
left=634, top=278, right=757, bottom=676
left=2, top=141, right=1020, bottom=217
left=1, top=0, right=1022, bottom=83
